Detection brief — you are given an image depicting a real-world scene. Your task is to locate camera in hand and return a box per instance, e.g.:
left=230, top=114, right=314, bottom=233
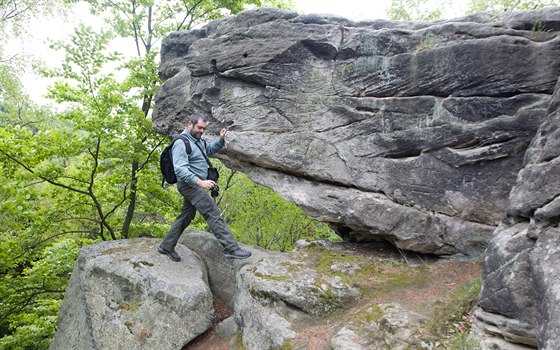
left=207, top=167, right=219, bottom=198
left=211, top=184, right=219, bottom=198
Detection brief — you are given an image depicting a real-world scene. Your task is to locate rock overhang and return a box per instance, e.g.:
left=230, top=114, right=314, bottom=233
left=153, top=7, right=560, bottom=256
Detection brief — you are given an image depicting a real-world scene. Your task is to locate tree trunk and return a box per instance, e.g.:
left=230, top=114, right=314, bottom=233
left=121, top=160, right=139, bottom=238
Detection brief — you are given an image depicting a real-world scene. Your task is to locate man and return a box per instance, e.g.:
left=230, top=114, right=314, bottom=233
left=158, top=113, right=252, bottom=261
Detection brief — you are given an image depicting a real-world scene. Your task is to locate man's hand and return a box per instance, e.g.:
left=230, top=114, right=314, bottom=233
left=196, top=178, right=217, bottom=190
left=220, top=128, right=228, bottom=141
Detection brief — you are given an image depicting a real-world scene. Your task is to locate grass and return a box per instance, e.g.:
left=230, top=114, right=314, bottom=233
left=416, top=35, right=436, bottom=51
left=423, top=276, right=482, bottom=349
left=348, top=304, right=387, bottom=324
left=245, top=243, right=483, bottom=349
left=234, top=332, right=245, bottom=350
left=253, top=272, right=290, bottom=281
left=296, top=245, right=433, bottom=297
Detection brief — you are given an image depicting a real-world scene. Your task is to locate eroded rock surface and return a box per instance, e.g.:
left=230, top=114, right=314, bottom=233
left=330, top=303, right=429, bottom=350
left=181, top=231, right=361, bottom=349
left=473, top=77, right=560, bottom=349
left=50, top=239, right=214, bottom=350
left=53, top=231, right=485, bottom=349
left=153, top=7, right=560, bottom=256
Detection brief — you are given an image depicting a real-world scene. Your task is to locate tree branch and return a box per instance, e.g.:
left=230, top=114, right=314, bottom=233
left=0, top=149, right=90, bottom=196
left=1, top=287, right=66, bottom=317
left=104, top=183, right=129, bottom=221
left=137, top=136, right=165, bottom=172
left=87, top=137, right=116, bottom=240
left=11, top=230, right=95, bottom=261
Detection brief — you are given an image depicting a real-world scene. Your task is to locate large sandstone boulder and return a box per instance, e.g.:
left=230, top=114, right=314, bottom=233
left=51, top=231, right=485, bottom=349
left=52, top=233, right=363, bottom=350
left=153, top=7, right=560, bottom=256
left=50, top=238, right=214, bottom=350
left=473, top=76, right=560, bottom=349
left=180, top=231, right=360, bottom=349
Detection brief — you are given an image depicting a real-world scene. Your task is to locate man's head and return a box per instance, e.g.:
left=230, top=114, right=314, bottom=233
left=187, top=113, right=208, bottom=139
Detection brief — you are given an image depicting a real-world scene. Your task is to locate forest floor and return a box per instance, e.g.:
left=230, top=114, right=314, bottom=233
left=185, top=241, right=483, bottom=350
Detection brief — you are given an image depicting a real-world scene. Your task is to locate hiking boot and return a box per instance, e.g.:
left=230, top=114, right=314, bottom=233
left=224, top=248, right=252, bottom=259
left=158, top=246, right=181, bottom=262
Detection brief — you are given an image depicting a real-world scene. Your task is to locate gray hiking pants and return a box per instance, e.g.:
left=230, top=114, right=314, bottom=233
left=160, top=181, right=239, bottom=253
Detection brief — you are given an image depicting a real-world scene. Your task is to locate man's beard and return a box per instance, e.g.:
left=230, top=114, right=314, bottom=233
left=189, top=130, right=202, bottom=139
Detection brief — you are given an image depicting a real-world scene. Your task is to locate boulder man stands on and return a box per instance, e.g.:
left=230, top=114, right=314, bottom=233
left=159, top=113, right=252, bottom=261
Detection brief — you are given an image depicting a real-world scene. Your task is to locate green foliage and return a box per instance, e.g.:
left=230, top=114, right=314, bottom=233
left=0, top=64, right=24, bottom=108
left=216, top=164, right=337, bottom=252
left=3, top=24, right=166, bottom=242
left=83, top=0, right=294, bottom=56
left=387, top=0, right=446, bottom=21
left=425, top=276, right=482, bottom=348
left=0, top=62, right=48, bottom=130
left=0, top=238, right=90, bottom=349
left=0, top=0, right=66, bottom=37
left=467, top=0, right=559, bottom=14
left=387, top=0, right=559, bottom=21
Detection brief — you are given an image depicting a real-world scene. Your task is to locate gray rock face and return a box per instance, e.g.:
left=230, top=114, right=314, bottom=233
left=181, top=231, right=360, bottom=349
left=238, top=252, right=360, bottom=317
left=51, top=232, right=365, bottom=350
left=49, top=238, right=214, bottom=350
left=474, top=76, right=560, bottom=349
left=153, top=7, right=560, bottom=256
left=330, top=303, right=429, bottom=350
left=234, top=251, right=361, bottom=349
left=178, top=229, right=251, bottom=306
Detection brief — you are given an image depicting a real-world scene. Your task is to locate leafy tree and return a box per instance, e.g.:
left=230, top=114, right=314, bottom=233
left=37, top=24, right=166, bottom=241
left=74, top=0, right=294, bottom=238
left=0, top=63, right=27, bottom=123
left=0, top=93, right=102, bottom=347
left=0, top=238, right=89, bottom=349
left=3, top=0, right=297, bottom=243
left=0, top=0, right=65, bottom=37
left=387, top=0, right=559, bottom=21
left=387, top=0, right=447, bottom=21
left=467, top=0, right=559, bottom=13
left=0, top=4, right=79, bottom=345
left=216, top=164, right=337, bottom=252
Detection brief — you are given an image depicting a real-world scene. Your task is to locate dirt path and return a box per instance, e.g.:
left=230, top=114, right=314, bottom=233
left=185, top=242, right=483, bottom=349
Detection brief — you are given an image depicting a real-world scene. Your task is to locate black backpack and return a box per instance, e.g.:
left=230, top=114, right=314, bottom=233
left=160, top=134, right=191, bottom=187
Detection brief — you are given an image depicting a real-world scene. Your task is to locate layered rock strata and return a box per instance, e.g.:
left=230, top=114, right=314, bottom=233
left=472, top=76, right=560, bottom=349
left=153, top=7, right=560, bottom=256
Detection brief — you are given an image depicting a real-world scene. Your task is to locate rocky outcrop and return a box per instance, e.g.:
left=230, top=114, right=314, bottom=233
left=53, top=233, right=437, bottom=349
left=50, top=239, right=214, bottom=350
left=472, top=76, right=560, bottom=349
left=153, top=7, right=560, bottom=256
left=180, top=230, right=361, bottom=349
left=330, top=303, right=429, bottom=350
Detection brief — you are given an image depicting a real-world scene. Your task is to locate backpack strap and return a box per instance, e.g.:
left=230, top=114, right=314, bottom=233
left=193, top=139, right=214, bottom=169
left=175, top=134, right=192, bottom=155
left=161, top=135, right=192, bottom=188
